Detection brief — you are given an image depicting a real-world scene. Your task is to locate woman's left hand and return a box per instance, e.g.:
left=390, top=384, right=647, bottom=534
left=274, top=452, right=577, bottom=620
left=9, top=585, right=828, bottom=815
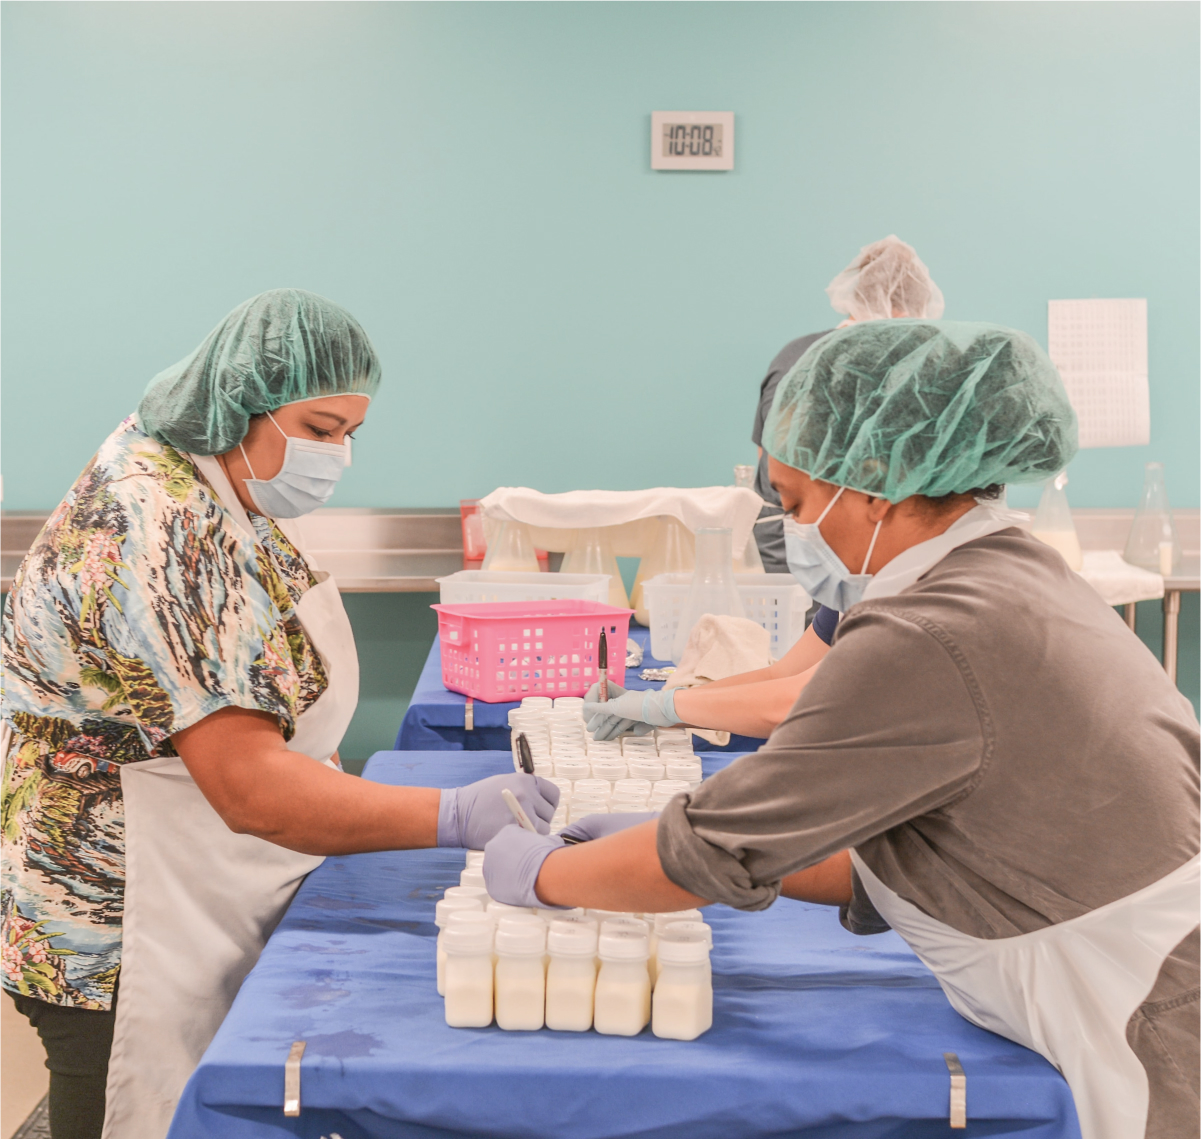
left=437, top=773, right=560, bottom=849
left=583, top=687, right=679, bottom=741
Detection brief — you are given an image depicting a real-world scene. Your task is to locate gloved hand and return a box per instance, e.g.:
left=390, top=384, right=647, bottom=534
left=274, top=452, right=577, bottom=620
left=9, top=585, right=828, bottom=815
left=558, top=811, right=659, bottom=843
left=437, top=774, right=560, bottom=849
left=583, top=686, right=680, bottom=742
left=483, top=825, right=566, bottom=908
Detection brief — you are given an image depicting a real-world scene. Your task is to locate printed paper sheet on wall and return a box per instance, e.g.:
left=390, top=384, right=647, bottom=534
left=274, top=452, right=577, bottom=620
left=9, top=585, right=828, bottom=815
left=1047, top=298, right=1149, bottom=449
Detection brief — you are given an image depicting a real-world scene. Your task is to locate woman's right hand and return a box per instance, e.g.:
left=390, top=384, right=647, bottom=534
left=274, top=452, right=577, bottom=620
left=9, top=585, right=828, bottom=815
left=437, top=773, right=560, bottom=848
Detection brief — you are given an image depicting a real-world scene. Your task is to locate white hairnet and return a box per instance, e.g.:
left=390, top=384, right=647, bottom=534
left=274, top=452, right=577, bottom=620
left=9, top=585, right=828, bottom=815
left=825, top=235, right=945, bottom=323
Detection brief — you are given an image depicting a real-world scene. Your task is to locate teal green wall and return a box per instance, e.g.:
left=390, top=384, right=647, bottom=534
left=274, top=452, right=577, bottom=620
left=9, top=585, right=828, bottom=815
left=3, top=2, right=1198, bottom=744
left=2, top=1, right=1198, bottom=512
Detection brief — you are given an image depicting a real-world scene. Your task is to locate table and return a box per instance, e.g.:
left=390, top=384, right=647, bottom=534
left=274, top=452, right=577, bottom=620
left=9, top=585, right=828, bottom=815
left=168, top=751, right=1080, bottom=1139
left=396, top=625, right=765, bottom=753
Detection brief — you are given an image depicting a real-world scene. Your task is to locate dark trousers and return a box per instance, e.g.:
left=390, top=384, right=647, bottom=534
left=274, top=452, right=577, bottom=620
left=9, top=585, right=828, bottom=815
left=7, top=987, right=116, bottom=1139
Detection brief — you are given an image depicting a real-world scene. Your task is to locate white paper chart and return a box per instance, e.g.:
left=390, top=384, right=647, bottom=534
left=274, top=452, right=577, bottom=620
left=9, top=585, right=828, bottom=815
left=1047, top=298, right=1149, bottom=449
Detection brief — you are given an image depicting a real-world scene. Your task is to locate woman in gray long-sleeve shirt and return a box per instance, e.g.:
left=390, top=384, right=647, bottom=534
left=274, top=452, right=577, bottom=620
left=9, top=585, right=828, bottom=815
left=484, top=319, right=1199, bottom=1139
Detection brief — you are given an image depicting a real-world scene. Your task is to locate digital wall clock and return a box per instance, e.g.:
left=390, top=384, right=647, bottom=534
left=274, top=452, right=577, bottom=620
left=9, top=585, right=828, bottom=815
left=651, top=111, right=735, bottom=172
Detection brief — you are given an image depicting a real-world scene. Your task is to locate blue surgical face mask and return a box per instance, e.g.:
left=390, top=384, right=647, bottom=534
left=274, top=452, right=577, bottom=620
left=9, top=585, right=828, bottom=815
left=239, top=412, right=350, bottom=519
left=783, top=486, right=883, bottom=612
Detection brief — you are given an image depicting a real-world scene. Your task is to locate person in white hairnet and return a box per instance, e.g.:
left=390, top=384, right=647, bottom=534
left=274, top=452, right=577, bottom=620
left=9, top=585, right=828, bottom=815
left=751, top=236, right=943, bottom=575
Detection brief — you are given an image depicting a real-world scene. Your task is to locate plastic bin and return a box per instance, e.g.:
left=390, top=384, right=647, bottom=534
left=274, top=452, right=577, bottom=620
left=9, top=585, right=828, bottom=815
left=433, top=599, right=633, bottom=703
left=437, top=571, right=611, bottom=605
left=642, top=573, right=810, bottom=661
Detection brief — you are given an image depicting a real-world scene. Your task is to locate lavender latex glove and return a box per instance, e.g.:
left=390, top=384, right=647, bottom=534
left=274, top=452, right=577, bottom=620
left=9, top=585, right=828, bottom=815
left=558, top=812, right=659, bottom=843
left=482, top=825, right=566, bottom=908
left=584, top=686, right=679, bottom=742
left=437, top=773, right=560, bottom=848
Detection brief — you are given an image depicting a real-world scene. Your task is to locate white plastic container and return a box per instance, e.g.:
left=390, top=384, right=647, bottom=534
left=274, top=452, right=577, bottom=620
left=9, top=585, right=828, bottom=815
left=444, top=885, right=489, bottom=907
left=665, top=761, right=703, bottom=784
left=590, top=758, right=628, bottom=781
left=643, top=572, right=810, bottom=661
left=627, top=759, right=666, bottom=782
left=443, top=922, right=495, bottom=1028
left=554, top=758, right=591, bottom=781
left=545, top=923, right=599, bottom=1032
left=652, top=934, right=713, bottom=1041
left=435, top=897, right=486, bottom=995
left=649, top=909, right=704, bottom=982
left=460, top=867, right=487, bottom=892
left=594, top=930, right=652, bottom=1036
left=494, top=922, right=547, bottom=1031
left=600, top=916, right=650, bottom=939
left=438, top=570, right=610, bottom=605
left=487, top=902, right=535, bottom=923
left=614, top=778, right=652, bottom=797
left=464, top=851, right=486, bottom=870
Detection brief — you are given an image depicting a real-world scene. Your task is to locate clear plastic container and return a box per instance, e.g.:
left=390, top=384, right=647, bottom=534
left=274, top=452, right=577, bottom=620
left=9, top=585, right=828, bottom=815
left=671, top=528, right=747, bottom=663
left=545, top=923, right=599, bottom=1032
left=561, top=526, right=630, bottom=609
left=652, top=934, right=712, bottom=1040
left=1031, top=471, right=1082, bottom=571
left=443, top=922, right=495, bottom=1028
left=631, top=517, right=696, bottom=626
left=594, top=930, right=652, bottom=1036
left=482, top=520, right=541, bottom=573
left=494, top=923, right=547, bottom=1031
left=435, top=897, right=487, bottom=995
left=733, top=465, right=755, bottom=489
left=1125, top=462, right=1182, bottom=575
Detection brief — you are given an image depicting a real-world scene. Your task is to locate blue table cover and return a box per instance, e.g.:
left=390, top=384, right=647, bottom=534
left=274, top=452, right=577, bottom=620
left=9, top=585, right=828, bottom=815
left=396, top=625, right=763, bottom=753
left=169, top=751, right=1080, bottom=1139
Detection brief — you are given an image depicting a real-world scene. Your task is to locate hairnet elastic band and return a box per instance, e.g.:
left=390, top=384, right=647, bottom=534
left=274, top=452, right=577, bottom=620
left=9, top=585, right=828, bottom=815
left=278, top=393, right=372, bottom=409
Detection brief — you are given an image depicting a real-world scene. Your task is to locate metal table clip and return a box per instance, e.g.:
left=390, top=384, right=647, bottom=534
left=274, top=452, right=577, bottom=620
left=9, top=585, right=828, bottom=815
left=943, top=1051, right=966, bottom=1129
left=283, top=1040, right=306, bottom=1117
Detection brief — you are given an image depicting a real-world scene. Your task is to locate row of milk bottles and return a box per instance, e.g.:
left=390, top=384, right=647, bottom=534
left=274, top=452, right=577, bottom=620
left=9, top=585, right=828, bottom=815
left=508, top=696, right=701, bottom=829
left=437, top=853, right=713, bottom=1040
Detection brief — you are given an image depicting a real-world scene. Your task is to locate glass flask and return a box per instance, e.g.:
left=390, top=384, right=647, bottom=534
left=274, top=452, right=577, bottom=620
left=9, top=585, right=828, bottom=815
left=1030, top=471, right=1082, bottom=571
left=1124, top=463, right=1181, bottom=575
left=561, top=527, right=630, bottom=609
left=671, top=528, right=746, bottom=663
left=630, top=517, right=695, bottom=626
left=481, top=520, right=540, bottom=573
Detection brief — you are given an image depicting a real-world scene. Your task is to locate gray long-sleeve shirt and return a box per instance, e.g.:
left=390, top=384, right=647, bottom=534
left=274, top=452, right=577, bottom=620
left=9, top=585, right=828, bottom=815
left=658, top=529, right=1199, bottom=1134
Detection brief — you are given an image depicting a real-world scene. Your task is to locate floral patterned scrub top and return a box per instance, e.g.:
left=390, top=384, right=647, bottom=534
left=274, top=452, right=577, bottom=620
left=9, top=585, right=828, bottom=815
left=2, top=416, right=328, bottom=1009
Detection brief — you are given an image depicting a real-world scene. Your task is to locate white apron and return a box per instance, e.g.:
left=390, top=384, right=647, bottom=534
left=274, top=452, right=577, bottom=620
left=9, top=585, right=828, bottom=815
left=852, top=853, right=1199, bottom=1139
left=101, top=455, right=359, bottom=1139
left=850, top=501, right=1201, bottom=1139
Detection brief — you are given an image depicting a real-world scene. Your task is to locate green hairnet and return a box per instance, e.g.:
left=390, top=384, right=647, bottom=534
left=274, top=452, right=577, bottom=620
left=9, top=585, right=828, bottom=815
left=763, top=320, right=1078, bottom=501
left=138, top=289, right=381, bottom=455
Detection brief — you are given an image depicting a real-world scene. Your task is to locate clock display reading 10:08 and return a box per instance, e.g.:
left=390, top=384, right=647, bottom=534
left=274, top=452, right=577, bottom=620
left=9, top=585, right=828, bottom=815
left=662, top=123, right=723, bottom=158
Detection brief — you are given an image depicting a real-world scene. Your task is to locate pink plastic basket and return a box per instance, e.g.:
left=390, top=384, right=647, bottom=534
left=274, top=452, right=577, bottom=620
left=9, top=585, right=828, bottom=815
left=432, top=599, right=633, bottom=703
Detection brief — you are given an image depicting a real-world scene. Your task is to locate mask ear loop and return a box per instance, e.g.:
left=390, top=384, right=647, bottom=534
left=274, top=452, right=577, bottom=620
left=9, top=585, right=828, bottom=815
left=860, top=517, right=883, bottom=574
left=814, top=486, right=846, bottom=530
left=238, top=412, right=288, bottom=482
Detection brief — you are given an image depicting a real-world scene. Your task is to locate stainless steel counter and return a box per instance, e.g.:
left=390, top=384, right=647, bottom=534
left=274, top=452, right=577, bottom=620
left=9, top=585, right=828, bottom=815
left=3, top=505, right=1198, bottom=678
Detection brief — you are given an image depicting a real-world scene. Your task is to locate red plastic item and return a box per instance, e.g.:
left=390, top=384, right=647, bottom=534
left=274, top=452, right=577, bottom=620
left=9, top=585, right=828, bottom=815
left=459, top=499, right=488, bottom=562
left=432, top=599, right=633, bottom=703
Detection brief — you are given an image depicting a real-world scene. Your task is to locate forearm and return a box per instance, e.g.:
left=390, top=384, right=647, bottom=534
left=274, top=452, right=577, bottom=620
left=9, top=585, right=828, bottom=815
left=672, top=668, right=816, bottom=738
left=535, top=821, right=707, bottom=911
left=778, top=850, right=852, bottom=906
left=174, top=709, right=440, bottom=854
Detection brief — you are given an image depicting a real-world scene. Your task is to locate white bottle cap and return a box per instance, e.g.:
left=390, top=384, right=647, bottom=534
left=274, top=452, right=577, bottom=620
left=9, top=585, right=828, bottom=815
left=446, top=911, right=492, bottom=932
left=464, top=851, right=485, bottom=869
left=495, top=922, right=547, bottom=956
left=548, top=923, right=599, bottom=956
left=497, top=913, right=544, bottom=933
left=435, top=895, right=484, bottom=928
left=614, top=778, right=653, bottom=794
left=662, top=920, right=713, bottom=949
left=601, top=916, right=650, bottom=937
left=521, top=696, right=554, bottom=708
left=653, top=909, right=704, bottom=934
left=627, top=760, right=666, bottom=780
left=574, top=778, right=611, bottom=794
left=586, top=909, right=631, bottom=921
left=460, top=867, right=487, bottom=890
left=550, top=914, right=599, bottom=934
left=444, top=885, right=489, bottom=905
left=535, top=907, right=582, bottom=923
left=665, top=762, right=703, bottom=782
left=653, top=780, right=690, bottom=794
left=655, top=933, right=709, bottom=965
left=443, top=922, right=493, bottom=955
left=598, top=929, right=650, bottom=961
left=487, top=902, right=535, bottom=919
